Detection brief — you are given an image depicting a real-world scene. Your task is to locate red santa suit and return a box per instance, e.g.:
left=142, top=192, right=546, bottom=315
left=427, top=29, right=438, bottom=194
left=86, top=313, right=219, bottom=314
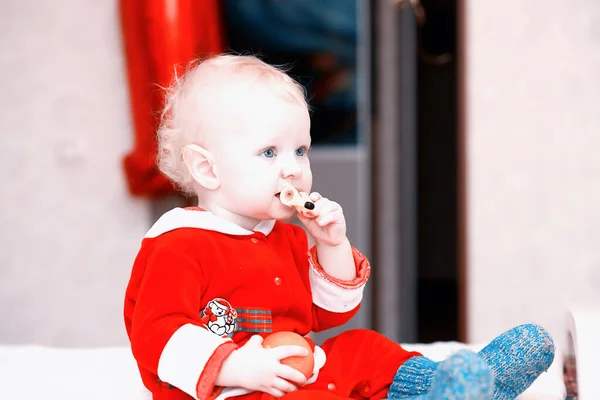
left=124, top=208, right=421, bottom=400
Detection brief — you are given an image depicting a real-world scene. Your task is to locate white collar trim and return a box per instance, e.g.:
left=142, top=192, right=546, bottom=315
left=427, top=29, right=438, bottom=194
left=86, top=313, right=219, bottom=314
left=144, top=208, right=276, bottom=238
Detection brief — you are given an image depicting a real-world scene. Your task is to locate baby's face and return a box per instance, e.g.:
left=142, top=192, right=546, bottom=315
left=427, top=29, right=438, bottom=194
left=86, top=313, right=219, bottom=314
left=208, top=89, right=312, bottom=226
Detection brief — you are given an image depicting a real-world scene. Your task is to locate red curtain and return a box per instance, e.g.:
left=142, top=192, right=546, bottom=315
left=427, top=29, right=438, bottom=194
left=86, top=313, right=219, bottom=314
left=120, top=0, right=224, bottom=197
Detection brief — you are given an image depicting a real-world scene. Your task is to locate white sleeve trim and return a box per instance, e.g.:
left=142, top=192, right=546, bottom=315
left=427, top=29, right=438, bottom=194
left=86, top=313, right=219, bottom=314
left=309, top=266, right=365, bottom=312
left=157, top=324, right=230, bottom=399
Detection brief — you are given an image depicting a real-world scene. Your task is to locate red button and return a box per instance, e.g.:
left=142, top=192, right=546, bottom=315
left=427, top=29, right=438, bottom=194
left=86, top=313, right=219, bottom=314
left=273, top=277, right=282, bottom=286
left=327, top=383, right=336, bottom=391
left=250, top=238, right=259, bottom=244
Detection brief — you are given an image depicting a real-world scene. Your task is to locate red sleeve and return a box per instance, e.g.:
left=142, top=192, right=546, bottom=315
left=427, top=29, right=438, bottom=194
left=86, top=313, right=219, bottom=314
left=126, top=243, right=238, bottom=399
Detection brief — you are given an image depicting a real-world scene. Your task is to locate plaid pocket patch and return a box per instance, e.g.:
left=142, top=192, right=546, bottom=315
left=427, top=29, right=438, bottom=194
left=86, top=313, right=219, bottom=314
left=234, top=308, right=273, bottom=333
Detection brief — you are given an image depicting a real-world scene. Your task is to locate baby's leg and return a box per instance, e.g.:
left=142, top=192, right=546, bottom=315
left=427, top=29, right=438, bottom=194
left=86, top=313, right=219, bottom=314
left=399, top=350, right=493, bottom=400
left=307, top=329, right=422, bottom=399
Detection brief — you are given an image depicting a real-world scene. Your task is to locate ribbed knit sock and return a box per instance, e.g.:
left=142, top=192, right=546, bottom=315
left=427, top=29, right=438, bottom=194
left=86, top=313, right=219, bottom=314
left=388, top=350, right=493, bottom=399
left=478, top=324, right=555, bottom=400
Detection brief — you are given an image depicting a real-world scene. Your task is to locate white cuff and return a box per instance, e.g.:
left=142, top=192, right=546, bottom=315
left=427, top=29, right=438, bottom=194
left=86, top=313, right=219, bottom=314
left=157, top=324, right=230, bottom=398
left=309, top=267, right=365, bottom=312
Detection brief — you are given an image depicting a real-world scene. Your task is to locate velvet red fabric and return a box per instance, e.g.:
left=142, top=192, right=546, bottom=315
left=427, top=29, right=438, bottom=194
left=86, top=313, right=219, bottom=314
left=119, top=0, right=224, bottom=197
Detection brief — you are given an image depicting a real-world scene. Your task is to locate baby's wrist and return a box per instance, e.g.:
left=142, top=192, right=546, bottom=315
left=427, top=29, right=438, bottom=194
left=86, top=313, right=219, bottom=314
left=214, top=350, right=242, bottom=387
left=316, top=236, right=349, bottom=249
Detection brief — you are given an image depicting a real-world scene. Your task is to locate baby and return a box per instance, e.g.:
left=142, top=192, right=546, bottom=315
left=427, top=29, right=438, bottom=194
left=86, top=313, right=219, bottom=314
left=124, top=55, right=555, bottom=400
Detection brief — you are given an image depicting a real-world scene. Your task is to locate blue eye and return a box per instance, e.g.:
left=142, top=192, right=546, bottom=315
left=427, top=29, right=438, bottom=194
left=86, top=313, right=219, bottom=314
left=295, top=147, right=307, bottom=157
left=261, top=148, right=275, bottom=158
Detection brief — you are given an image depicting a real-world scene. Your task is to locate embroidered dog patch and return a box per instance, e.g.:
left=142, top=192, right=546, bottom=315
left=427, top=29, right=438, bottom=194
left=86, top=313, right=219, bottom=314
left=200, top=298, right=238, bottom=338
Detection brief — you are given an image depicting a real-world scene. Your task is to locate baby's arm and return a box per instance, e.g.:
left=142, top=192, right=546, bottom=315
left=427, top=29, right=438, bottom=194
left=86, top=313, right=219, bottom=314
left=215, top=336, right=308, bottom=398
left=308, top=245, right=371, bottom=331
left=288, top=224, right=371, bottom=332
left=315, top=238, right=356, bottom=281
left=287, top=189, right=360, bottom=282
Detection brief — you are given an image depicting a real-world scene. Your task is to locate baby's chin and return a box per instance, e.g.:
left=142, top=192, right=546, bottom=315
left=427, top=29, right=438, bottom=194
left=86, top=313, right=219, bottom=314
left=241, top=203, right=295, bottom=222
left=268, top=204, right=297, bottom=221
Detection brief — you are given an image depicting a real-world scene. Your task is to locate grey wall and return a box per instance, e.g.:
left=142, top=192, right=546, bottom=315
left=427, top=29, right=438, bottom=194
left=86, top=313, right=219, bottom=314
left=465, top=0, right=600, bottom=351
left=0, top=0, right=150, bottom=347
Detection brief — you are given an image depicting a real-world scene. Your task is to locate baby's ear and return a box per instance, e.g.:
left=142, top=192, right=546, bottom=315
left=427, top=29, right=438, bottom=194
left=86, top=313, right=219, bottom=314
left=182, top=144, right=220, bottom=190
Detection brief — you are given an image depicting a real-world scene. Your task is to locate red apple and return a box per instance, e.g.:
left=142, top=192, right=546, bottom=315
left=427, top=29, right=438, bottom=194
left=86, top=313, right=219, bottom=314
left=263, top=331, right=315, bottom=379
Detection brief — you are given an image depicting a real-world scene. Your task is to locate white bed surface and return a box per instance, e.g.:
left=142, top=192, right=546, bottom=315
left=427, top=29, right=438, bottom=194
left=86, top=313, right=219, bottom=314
left=0, top=345, right=149, bottom=400
left=0, top=342, right=565, bottom=400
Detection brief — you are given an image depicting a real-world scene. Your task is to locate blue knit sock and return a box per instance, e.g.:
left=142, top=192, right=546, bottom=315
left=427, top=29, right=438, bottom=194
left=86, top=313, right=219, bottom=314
left=478, top=324, right=555, bottom=400
left=388, top=356, right=437, bottom=398
left=388, top=350, right=492, bottom=399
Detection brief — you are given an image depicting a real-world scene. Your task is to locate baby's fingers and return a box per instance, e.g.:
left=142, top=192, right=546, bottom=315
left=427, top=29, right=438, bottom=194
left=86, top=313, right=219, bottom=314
left=272, top=376, right=300, bottom=393
left=277, top=365, right=308, bottom=387
left=270, top=345, right=308, bottom=360
left=316, top=208, right=343, bottom=227
left=308, top=192, right=323, bottom=202
left=264, top=387, right=286, bottom=398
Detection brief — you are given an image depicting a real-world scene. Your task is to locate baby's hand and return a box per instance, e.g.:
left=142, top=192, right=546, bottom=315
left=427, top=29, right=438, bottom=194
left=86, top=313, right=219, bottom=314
left=297, top=193, right=347, bottom=247
left=215, top=335, right=308, bottom=397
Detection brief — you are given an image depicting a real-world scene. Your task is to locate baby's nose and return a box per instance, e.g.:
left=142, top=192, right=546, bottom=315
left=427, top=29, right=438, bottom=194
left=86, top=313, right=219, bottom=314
left=281, top=162, right=302, bottom=178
